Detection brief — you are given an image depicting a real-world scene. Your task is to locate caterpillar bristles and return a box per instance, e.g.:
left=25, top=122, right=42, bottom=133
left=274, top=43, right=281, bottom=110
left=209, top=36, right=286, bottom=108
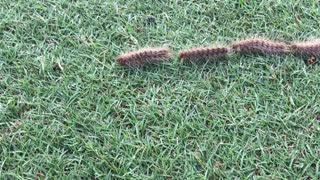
left=178, top=46, right=230, bottom=61
left=116, top=47, right=170, bottom=66
left=290, top=41, right=320, bottom=55
left=231, top=38, right=289, bottom=54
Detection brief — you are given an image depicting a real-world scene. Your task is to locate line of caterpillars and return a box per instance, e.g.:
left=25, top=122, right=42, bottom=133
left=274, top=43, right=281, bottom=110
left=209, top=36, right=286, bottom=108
left=116, top=37, right=320, bottom=66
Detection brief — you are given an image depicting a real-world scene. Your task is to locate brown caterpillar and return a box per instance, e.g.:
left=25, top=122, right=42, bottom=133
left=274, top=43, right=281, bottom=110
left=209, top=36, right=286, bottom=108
left=178, top=46, right=230, bottom=60
left=290, top=41, right=320, bottom=55
left=231, top=38, right=289, bottom=54
left=116, top=47, right=170, bottom=66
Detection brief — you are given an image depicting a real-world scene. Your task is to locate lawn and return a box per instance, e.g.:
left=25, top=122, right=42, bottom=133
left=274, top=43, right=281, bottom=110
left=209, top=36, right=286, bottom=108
left=1, top=0, right=320, bottom=179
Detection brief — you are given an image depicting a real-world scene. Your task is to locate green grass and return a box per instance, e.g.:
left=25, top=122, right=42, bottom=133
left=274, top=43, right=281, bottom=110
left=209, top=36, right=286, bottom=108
left=1, top=0, right=320, bottom=179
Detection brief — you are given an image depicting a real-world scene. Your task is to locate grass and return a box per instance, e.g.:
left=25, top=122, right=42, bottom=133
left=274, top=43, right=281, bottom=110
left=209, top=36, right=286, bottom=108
left=1, top=0, right=320, bottom=179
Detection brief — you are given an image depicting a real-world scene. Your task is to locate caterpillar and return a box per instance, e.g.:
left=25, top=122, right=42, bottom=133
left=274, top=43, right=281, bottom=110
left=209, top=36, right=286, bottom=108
left=231, top=38, right=289, bottom=54
left=116, top=38, right=320, bottom=66
left=116, top=47, right=170, bottom=66
left=178, top=46, right=230, bottom=60
left=290, top=41, right=320, bottom=55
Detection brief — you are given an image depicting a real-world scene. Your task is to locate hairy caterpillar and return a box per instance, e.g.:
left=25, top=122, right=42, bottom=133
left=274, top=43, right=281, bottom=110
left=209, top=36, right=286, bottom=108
left=178, top=46, right=230, bottom=60
left=116, top=38, right=320, bottom=66
left=290, top=41, right=320, bottom=55
left=231, top=38, right=289, bottom=54
left=116, top=47, right=170, bottom=66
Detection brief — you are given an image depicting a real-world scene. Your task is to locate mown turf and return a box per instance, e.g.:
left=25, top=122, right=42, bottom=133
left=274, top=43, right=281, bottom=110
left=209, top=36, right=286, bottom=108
left=1, top=0, right=320, bottom=179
